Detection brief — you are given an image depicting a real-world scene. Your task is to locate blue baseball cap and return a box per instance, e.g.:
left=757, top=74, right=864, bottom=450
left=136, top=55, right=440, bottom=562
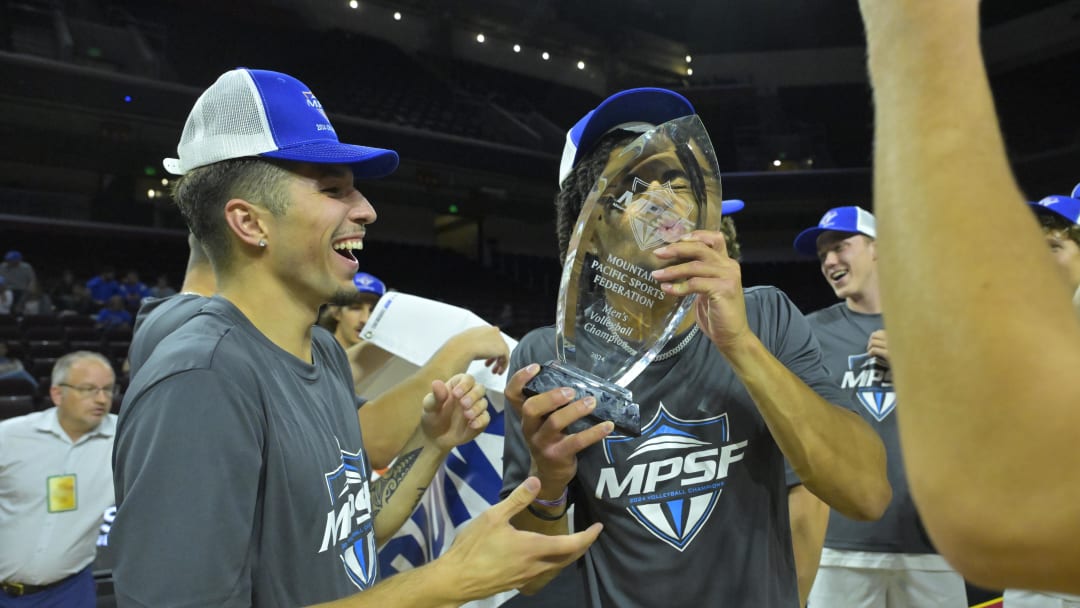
left=4, top=250, right=21, bottom=261
left=352, top=272, right=386, bottom=297
left=793, top=206, right=877, bottom=256
left=164, top=68, right=399, bottom=178
left=1029, top=195, right=1080, bottom=225
left=558, top=88, right=695, bottom=188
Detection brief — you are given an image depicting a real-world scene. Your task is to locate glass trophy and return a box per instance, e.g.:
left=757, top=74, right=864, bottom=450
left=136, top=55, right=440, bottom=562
left=524, top=115, right=724, bottom=436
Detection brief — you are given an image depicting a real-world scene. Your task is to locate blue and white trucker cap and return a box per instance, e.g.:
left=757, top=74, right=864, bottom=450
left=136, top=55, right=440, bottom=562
left=164, top=68, right=399, bottom=178
left=558, top=87, right=743, bottom=215
left=1029, top=195, right=1080, bottom=225
left=793, top=206, right=877, bottom=256
left=353, top=272, right=386, bottom=297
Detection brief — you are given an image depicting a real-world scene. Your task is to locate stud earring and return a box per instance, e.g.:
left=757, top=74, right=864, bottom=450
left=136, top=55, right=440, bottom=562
left=258, top=239, right=267, bottom=248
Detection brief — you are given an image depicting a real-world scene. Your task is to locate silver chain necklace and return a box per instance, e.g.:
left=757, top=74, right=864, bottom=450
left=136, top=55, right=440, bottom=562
left=612, top=325, right=699, bottom=362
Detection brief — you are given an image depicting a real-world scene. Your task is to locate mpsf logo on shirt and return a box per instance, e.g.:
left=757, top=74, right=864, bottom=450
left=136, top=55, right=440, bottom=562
left=843, top=353, right=896, bottom=421
left=318, top=447, right=377, bottom=590
left=595, top=403, right=747, bottom=551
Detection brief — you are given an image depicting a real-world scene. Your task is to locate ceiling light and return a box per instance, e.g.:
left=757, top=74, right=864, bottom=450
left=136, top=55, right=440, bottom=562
left=348, top=0, right=358, bottom=8
left=541, top=51, right=550, bottom=60
left=577, top=60, right=586, bottom=70
left=686, top=68, right=693, bottom=76
left=513, top=44, right=521, bottom=53
left=393, top=11, right=401, bottom=20
left=685, top=54, right=693, bottom=63
left=773, top=159, right=782, bottom=167
left=476, top=33, right=485, bottom=43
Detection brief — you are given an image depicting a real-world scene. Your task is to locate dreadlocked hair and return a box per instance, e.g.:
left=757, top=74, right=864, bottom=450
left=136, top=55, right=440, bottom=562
left=554, top=130, right=639, bottom=265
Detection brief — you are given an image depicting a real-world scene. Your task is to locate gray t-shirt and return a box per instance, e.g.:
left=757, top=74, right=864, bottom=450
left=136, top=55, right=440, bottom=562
left=112, top=296, right=377, bottom=607
left=128, top=293, right=207, bottom=378
left=503, top=286, right=846, bottom=608
left=807, top=302, right=935, bottom=554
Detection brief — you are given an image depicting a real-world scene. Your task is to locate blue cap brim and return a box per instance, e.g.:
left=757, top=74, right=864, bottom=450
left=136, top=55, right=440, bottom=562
left=262, top=142, right=399, bottom=179
left=721, top=199, right=744, bottom=215
left=570, top=88, right=694, bottom=170
left=793, top=227, right=828, bottom=256
left=1027, top=198, right=1080, bottom=226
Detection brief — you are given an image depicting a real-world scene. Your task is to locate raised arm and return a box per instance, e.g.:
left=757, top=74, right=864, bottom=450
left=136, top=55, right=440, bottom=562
left=858, top=0, right=1080, bottom=592
left=358, top=325, right=510, bottom=469
left=369, top=375, right=489, bottom=543
left=652, top=231, right=890, bottom=520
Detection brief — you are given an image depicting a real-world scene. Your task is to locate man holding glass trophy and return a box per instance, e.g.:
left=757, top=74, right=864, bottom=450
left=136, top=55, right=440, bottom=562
left=502, top=88, right=892, bottom=607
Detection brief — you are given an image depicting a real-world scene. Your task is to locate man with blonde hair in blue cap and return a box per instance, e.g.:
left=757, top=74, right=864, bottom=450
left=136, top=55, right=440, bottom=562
left=502, top=87, right=890, bottom=607
left=794, top=206, right=966, bottom=607
left=112, top=67, right=599, bottom=607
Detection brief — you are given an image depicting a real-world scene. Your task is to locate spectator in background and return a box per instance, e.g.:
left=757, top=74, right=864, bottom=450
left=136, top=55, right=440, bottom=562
left=148, top=274, right=176, bottom=299
left=118, top=271, right=150, bottom=314
left=85, top=268, right=120, bottom=307
left=95, top=295, right=132, bottom=330
left=0, top=342, right=37, bottom=389
left=0, top=251, right=37, bottom=310
left=64, top=284, right=97, bottom=317
left=17, top=284, right=55, bottom=316
left=0, top=278, right=11, bottom=315
left=0, top=351, right=117, bottom=607
left=48, top=270, right=78, bottom=312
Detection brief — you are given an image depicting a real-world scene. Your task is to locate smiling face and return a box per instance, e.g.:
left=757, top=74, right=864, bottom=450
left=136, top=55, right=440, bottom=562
left=816, top=231, right=879, bottom=304
left=331, top=295, right=379, bottom=348
left=260, top=163, right=377, bottom=308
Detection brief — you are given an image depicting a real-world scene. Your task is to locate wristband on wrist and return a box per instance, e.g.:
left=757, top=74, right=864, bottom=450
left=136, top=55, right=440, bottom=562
left=532, top=487, right=568, bottom=508
left=526, top=502, right=568, bottom=521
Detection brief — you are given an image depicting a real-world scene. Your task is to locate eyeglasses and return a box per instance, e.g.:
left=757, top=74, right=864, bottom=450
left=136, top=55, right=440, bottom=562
left=58, top=383, right=120, bottom=398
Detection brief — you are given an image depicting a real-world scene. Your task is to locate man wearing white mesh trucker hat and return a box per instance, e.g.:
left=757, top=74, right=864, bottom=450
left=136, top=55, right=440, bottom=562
left=794, top=207, right=967, bottom=608
left=111, top=68, right=600, bottom=607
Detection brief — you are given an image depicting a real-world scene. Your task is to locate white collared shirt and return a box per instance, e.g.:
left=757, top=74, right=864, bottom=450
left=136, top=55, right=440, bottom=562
left=0, top=408, right=116, bottom=585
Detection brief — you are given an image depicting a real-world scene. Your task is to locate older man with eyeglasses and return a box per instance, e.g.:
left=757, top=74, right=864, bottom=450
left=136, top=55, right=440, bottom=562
left=0, top=351, right=117, bottom=607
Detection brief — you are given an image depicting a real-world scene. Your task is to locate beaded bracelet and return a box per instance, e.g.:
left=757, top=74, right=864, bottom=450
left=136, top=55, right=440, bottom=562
left=533, top=487, right=568, bottom=508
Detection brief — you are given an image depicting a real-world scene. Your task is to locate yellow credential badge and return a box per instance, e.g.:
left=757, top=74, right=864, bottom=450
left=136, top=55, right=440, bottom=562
left=47, top=474, right=77, bottom=513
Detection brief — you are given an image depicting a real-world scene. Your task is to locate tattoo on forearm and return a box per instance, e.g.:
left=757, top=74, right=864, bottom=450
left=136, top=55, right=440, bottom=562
left=371, top=448, right=426, bottom=516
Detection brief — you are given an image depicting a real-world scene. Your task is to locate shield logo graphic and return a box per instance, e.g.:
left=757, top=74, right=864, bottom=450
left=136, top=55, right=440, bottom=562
left=324, top=448, right=377, bottom=589
left=601, top=403, right=732, bottom=551
left=847, top=353, right=897, bottom=422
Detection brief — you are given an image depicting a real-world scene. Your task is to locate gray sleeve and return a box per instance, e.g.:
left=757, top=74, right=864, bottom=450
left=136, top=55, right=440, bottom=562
left=112, top=369, right=264, bottom=607
left=752, top=287, right=850, bottom=411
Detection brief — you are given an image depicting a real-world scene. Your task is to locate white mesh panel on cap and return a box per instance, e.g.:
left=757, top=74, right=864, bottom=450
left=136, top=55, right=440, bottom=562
left=172, top=70, right=277, bottom=174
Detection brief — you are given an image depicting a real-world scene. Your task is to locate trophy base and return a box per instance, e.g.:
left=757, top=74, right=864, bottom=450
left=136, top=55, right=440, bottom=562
left=523, top=361, right=641, bottom=436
